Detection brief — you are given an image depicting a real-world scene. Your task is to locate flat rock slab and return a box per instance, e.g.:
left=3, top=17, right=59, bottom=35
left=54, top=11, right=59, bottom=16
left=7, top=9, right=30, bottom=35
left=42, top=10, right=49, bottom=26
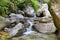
left=11, top=33, right=58, bottom=40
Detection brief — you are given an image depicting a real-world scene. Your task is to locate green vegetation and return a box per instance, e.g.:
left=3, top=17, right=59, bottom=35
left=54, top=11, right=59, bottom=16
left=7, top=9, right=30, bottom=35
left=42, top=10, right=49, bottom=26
left=0, top=0, right=39, bottom=16
left=48, top=0, right=60, bottom=30
left=0, top=0, right=17, bottom=16
left=31, top=0, right=39, bottom=13
left=43, top=0, right=50, bottom=3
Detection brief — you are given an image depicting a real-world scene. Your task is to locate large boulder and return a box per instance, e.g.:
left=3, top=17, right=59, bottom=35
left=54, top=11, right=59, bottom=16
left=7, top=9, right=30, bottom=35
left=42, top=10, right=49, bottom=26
left=34, top=18, right=56, bottom=33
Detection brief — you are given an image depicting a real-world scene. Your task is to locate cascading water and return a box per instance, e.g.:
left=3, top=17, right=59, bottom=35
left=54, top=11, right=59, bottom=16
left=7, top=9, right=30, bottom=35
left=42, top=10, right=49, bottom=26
left=34, top=12, right=37, bottom=18
left=23, top=6, right=37, bottom=35
left=23, top=20, right=35, bottom=35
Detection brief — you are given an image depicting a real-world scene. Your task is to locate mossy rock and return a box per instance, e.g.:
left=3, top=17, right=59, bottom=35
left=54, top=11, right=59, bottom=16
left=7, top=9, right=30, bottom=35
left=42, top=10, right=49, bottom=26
left=43, top=0, right=50, bottom=3
left=0, top=16, right=5, bottom=21
left=0, top=31, right=9, bottom=40
left=0, top=22, right=7, bottom=30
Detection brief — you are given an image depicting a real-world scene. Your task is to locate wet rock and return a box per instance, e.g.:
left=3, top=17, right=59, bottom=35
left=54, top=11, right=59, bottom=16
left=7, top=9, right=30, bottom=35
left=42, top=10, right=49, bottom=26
left=23, top=20, right=35, bottom=35
left=24, top=22, right=30, bottom=28
left=23, top=6, right=35, bottom=17
left=10, top=13, right=24, bottom=23
left=34, top=18, right=56, bottom=33
left=4, top=23, right=24, bottom=38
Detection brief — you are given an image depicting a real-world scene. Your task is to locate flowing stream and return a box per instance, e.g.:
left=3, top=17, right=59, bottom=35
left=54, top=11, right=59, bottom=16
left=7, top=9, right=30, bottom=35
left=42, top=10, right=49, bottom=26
left=34, top=12, right=37, bottom=18
left=23, top=20, right=34, bottom=35
left=23, top=11, right=37, bottom=35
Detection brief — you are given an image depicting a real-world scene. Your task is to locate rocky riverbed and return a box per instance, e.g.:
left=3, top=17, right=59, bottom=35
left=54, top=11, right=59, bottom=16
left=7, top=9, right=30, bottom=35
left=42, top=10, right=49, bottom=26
left=0, top=0, right=60, bottom=40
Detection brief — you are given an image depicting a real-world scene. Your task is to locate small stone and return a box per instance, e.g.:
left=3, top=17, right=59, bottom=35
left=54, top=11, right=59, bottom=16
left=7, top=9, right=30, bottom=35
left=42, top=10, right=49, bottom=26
left=18, top=10, right=24, bottom=15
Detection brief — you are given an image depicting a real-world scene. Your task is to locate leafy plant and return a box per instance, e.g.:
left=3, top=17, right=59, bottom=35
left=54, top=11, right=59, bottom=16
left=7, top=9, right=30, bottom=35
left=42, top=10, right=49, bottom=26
left=0, top=0, right=18, bottom=16
left=31, top=0, right=39, bottom=13
left=43, top=0, right=50, bottom=3
left=0, top=0, right=39, bottom=16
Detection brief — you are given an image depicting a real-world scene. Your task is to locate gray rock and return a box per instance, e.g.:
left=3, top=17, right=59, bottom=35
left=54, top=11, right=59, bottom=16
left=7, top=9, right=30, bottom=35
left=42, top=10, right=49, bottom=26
left=18, top=10, right=24, bottom=15
left=34, top=18, right=56, bottom=33
left=37, top=3, right=51, bottom=18
left=23, top=6, right=35, bottom=17
left=34, top=22, right=56, bottom=33
left=41, top=4, right=51, bottom=18
left=5, top=23, right=24, bottom=37
left=10, top=13, right=24, bottom=23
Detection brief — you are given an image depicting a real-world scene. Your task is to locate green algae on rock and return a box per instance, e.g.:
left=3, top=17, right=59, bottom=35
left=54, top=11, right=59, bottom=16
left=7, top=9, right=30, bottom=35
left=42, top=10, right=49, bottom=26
left=48, top=0, right=60, bottom=30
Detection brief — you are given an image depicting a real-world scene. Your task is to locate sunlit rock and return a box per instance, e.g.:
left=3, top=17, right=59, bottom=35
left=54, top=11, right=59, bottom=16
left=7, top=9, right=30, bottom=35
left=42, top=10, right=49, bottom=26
left=37, top=3, right=51, bottom=18
left=34, top=18, right=56, bottom=33
left=42, top=3, right=51, bottom=18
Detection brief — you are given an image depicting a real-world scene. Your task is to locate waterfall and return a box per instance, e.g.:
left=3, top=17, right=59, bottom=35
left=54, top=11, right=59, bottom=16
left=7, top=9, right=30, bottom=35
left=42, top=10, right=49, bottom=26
left=26, top=20, right=33, bottom=31
left=23, top=20, right=34, bottom=35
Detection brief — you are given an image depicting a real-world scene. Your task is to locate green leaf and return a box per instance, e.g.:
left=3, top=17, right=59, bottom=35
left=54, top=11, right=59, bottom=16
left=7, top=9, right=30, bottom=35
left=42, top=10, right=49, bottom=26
left=43, top=0, right=50, bottom=3
left=18, top=0, right=25, bottom=3
left=31, top=0, right=39, bottom=13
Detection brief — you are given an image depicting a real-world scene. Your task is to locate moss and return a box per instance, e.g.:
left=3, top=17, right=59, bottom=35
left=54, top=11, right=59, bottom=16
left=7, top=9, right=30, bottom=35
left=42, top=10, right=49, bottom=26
left=0, top=31, right=9, bottom=40
left=48, top=0, right=60, bottom=30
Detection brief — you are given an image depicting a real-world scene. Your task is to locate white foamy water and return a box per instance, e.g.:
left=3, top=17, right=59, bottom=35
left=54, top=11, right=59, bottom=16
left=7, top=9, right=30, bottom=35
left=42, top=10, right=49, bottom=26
left=23, top=20, right=34, bottom=35
left=34, top=12, right=37, bottom=18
